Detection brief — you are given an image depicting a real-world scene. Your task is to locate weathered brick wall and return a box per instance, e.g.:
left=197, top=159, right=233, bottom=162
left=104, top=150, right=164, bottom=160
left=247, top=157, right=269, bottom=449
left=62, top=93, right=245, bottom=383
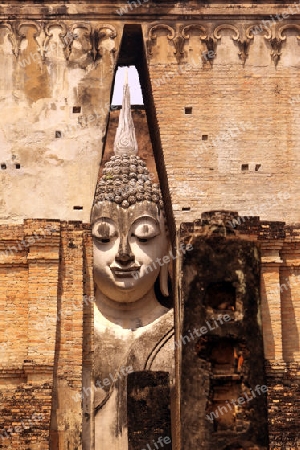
left=82, top=230, right=94, bottom=450
left=0, top=220, right=87, bottom=449
left=0, top=3, right=300, bottom=450
left=0, top=226, right=28, bottom=370
left=266, top=362, right=300, bottom=450
left=180, top=218, right=268, bottom=449
left=179, top=214, right=300, bottom=449
left=145, top=21, right=300, bottom=226
left=0, top=17, right=122, bottom=224
left=2, top=4, right=300, bottom=228
left=50, top=222, right=84, bottom=449
left=281, top=242, right=300, bottom=362
left=0, top=383, right=52, bottom=450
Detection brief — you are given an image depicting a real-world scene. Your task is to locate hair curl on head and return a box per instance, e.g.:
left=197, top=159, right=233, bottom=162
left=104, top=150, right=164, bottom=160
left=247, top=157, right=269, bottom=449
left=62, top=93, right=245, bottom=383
left=93, top=154, right=164, bottom=210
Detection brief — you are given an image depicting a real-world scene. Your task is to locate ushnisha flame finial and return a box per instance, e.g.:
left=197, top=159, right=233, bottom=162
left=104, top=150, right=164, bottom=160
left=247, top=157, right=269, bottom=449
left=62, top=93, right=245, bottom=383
left=92, top=68, right=164, bottom=211
left=113, top=68, right=138, bottom=156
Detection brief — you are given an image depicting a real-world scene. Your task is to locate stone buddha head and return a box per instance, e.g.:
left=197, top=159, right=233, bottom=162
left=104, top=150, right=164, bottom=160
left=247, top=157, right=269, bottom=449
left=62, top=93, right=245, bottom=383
left=91, top=77, right=170, bottom=321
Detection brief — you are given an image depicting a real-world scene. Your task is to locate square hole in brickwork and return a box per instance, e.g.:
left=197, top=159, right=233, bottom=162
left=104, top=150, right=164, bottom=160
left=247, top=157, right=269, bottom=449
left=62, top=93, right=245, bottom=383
left=1, top=163, right=7, bottom=169
left=15, top=163, right=21, bottom=169
left=73, top=106, right=81, bottom=114
left=202, top=135, right=208, bottom=140
left=241, top=164, right=249, bottom=171
left=55, top=131, right=62, bottom=138
left=73, top=206, right=83, bottom=210
left=185, top=107, right=193, bottom=115
left=182, top=207, right=191, bottom=211
left=255, top=164, right=261, bottom=172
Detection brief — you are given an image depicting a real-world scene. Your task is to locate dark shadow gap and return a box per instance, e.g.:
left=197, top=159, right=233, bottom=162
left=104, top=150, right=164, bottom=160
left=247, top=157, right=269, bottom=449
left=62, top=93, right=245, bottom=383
left=109, top=24, right=176, bottom=246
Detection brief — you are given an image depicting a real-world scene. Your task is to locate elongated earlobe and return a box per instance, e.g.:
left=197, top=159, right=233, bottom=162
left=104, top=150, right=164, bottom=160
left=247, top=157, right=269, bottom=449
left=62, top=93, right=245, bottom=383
left=159, top=260, right=169, bottom=297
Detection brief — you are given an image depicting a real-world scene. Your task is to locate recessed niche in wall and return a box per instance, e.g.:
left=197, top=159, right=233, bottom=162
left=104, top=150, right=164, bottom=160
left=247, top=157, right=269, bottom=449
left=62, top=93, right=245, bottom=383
left=209, top=340, right=236, bottom=374
left=209, top=340, right=247, bottom=376
left=241, top=164, right=249, bottom=171
left=202, top=135, right=208, bottom=140
left=55, top=131, right=62, bottom=138
left=207, top=381, right=243, bottom=433
left=1, top=163, right=7, bottom=170
left=73, top=106, right=81, bottom=114
left=185, top=107, right=193, bottom=114
left=73, top=206, right=83, bottom=210
left=255, top=164, right=261, bottom=172
left=196, top=337, right=247, bottom=377
left=204, top=282, right=236, bottom=311
left=15, top=164, right=21, bottom=169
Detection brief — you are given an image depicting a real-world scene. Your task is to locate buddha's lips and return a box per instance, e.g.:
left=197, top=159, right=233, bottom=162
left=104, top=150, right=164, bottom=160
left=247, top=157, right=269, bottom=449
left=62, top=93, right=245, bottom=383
left=110, top=266, right=141, bottom=278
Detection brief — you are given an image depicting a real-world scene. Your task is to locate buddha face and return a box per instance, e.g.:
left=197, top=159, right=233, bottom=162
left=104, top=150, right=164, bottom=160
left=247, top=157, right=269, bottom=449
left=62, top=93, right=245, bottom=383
left=91, top=201, right=169, bottom=303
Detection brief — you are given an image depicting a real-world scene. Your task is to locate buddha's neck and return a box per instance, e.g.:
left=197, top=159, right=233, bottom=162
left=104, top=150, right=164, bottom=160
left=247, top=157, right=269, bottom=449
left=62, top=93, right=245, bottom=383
left=95, top=286, right=167, bottom=330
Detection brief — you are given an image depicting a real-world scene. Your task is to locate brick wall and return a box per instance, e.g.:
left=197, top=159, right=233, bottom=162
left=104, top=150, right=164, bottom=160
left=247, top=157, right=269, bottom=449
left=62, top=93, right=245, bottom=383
left=0, top=220, right=89, bottom=449
left=179, top=213, right=300, bottom=449
left=146, top=22, right=300, bottom=226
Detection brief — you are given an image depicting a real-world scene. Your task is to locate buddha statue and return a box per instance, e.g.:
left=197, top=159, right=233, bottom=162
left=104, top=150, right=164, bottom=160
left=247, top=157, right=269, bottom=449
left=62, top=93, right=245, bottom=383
left=91, top=74, right=174, bottom=449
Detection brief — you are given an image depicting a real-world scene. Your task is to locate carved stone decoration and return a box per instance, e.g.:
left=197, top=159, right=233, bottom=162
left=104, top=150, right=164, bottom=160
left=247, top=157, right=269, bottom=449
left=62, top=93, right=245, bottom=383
left=213, top=24, right=240, bottom=42
left=182, top=23, right=207, bottom=41
left=0, top=22, right=18, bottom=57
left=68, top=22, right=92, bottom=62
left=259, top=25, right=285, bottom=67
left=34, top=22, right=48, bottom=61
left=278, top=24, right=300, bottom=41
left=18, top=21, right=41, bottom=58
left=2, top=21, right=27, bottom=58
left=246, top=24, right=272, bottom=41
left=181, top=24, right=209, bottom=63
left=214, top=24, right=247, bottom=64
left=147, top=24, right=176, bottom=58
left=173, top=34, right=185, bottom=57
left=44, top=22, right=69, bottom=60
left=96, top=24, right=117, bottom=65
left=91, top=76, right=174, bottom=449
left=90, top=29, right=100, bottom=61
left=266, top=37, right=283, bottom=67
left=236, top=38, right=252, bottom=66
left=244, top=24, right=272, bottom=65
left=202, top=36, right=217, bottom=65
left=46, top=22, right=78, bottom=61
left=59, top=23, right=75, bottom=60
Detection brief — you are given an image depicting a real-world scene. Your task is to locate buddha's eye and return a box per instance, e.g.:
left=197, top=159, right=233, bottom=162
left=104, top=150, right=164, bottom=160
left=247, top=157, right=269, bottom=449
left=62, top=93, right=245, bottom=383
left=92, top=219, right=117, bottom=244
left=131, top=217, right=160, bottom=244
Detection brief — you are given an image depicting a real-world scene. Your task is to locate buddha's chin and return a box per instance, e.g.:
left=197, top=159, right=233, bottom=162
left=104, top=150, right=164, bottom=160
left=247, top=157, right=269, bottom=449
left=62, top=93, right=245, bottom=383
left=94, top=268, right=158, bottom=303
left=96, top=278, right=154, bottom=304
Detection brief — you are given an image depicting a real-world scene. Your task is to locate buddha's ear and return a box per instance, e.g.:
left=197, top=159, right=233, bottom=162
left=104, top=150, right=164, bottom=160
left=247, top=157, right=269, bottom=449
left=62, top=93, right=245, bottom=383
left=159, top=257, right=169, bottom=297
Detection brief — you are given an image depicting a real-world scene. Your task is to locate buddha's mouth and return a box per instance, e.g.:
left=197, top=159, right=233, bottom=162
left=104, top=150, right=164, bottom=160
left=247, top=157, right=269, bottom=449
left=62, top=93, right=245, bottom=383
left=110, top=265, right=141, bottom=278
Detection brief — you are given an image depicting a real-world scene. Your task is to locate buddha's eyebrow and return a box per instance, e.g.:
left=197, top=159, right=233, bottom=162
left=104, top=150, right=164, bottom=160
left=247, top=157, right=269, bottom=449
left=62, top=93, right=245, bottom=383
left=133, top=216, right=159, bottom=225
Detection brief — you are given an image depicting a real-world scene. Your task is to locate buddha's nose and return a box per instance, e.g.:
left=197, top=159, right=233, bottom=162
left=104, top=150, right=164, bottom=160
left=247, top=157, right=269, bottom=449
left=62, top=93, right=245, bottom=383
left=115, top=236, right=135, bottom=266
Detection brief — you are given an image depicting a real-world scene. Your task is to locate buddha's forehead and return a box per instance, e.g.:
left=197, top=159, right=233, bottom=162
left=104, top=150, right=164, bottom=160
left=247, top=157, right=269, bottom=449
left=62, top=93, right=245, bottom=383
left=91, top=201, right=162, bottom=228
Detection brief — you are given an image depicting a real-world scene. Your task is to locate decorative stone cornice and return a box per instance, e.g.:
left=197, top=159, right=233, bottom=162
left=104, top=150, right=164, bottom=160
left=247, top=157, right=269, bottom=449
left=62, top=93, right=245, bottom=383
left=1, top=18, right=300, bottom=66
left=145, top=20, right=300, bottom=67
left=147, top=23, right=176, bottom=57
left=0, top=19, right=118, bottom=64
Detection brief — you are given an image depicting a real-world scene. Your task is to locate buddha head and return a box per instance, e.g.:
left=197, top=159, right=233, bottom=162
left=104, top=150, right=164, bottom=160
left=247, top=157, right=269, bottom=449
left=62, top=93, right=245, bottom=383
left=91, top=76, right=170, bottom=307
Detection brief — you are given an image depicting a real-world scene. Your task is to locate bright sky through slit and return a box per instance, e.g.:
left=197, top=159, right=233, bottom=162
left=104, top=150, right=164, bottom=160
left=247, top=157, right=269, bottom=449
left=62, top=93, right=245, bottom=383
left=111, top=66, right=144, bottom=106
